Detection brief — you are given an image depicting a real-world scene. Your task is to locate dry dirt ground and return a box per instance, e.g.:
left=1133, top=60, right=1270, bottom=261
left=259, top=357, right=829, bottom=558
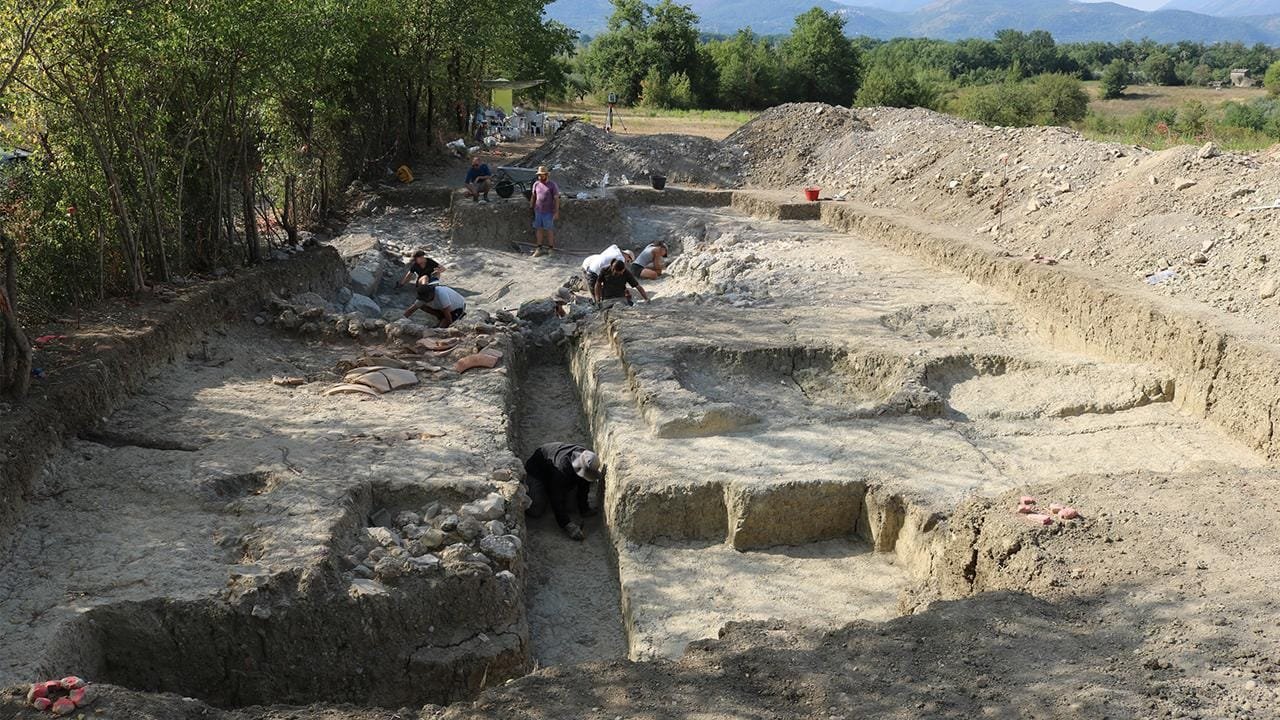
left=5, top=106, right=1280, bottom=720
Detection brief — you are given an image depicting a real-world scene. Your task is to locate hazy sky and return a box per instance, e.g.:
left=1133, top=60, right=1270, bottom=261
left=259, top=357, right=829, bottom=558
left=1079, top=0, right=1169, bottom=9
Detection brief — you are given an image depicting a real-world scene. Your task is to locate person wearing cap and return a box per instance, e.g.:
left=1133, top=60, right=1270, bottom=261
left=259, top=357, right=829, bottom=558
left=396, top=250, right=443, bottom=287
left=522, top=442, right=604, bottom=540
left=581, top=244, right=633, bottom=301
left=529, top=165, right=560, bottom=257
left=552, top=286, right=577, bottom=318
left=631, top=241, right=668, bottom=280
left=403, top=279, right=467, bottom=327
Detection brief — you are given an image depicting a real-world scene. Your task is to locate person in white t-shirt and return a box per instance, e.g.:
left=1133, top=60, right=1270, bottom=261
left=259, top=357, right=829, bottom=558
left=404, top=279, right=467, bottom=327
left=581, top=244, right=634, bottom=301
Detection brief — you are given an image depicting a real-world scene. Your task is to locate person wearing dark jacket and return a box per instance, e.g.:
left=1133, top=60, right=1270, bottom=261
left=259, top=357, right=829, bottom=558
left=523, top=442, right=604, bottom=540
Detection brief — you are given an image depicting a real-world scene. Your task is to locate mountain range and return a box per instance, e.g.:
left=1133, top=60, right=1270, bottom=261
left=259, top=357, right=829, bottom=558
left=1158, top=0, right=1280, bottom=16
left=548, top=0, right=1280, bottom=42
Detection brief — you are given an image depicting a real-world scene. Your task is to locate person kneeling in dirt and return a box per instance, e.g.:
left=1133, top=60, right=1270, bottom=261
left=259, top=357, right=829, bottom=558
left=463, top=157, right=492, bottom=202
left=630, top=241, right=668, bottom=280
left=581, top=245, right=633, bottom=301
left=595, top=258, right=650, bottom=306
left=404, top=280, right=467, bottom=327
left=396, top=250, right=442, bottom=287
left=523, top=443, right=603, bottom=540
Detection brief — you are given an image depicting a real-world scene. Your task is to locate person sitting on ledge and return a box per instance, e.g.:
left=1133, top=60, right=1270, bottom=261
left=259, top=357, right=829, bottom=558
left=463, top=157, right=492, bottom=202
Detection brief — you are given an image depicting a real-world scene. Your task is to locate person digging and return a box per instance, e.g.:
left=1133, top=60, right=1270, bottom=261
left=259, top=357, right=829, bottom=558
left=403, top=279, right=466, bottom=328
left=595, top=258, right=650, bottom=306
left=396, top=250, right=443, bottom=287
left=631, top=240, right=668, bottom=280
left=529, top=165, right=560, bottom=257
left=523, top=443, right=603, bottom=541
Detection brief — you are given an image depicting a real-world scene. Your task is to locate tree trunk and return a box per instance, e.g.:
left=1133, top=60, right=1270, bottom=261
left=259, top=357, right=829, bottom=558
left=283, top=175, right=298, bottom=245
left=0, top=233, right=31, bottom=401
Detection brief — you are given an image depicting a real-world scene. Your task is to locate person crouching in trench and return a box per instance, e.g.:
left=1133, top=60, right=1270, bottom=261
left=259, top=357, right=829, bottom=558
left=523, top=443, right=603, bottom=540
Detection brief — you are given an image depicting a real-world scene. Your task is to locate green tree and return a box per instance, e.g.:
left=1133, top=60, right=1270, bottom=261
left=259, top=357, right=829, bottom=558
left=1142, top=51, right=1178, bottom=86
left=854, top=63, right=940, bottom=109
left=779, top=8, right=862, bottom=106
left=707, top=29, right=781, bottom=110
left=1266, top=61, right=1280, bottom=97
left=1031, top=73, right=1089, bottom=124
left=1101, top=59, right=1129, bottom=99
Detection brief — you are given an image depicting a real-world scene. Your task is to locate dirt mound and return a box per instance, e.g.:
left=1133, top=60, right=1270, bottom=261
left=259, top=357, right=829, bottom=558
left=722, top=102, right=871, bottom=188
left=739, top=104, right=1280, bottom=335
left=519, top=121, right=737, bottom=190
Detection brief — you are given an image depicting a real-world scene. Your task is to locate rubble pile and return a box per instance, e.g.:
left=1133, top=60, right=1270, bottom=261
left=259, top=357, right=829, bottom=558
left=342, top=490, right=524, bottom=588
left=519, top=120, right=738, bottom=190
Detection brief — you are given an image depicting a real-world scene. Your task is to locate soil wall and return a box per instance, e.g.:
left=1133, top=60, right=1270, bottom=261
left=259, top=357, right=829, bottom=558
left=449, top=194, right=628, bottom=251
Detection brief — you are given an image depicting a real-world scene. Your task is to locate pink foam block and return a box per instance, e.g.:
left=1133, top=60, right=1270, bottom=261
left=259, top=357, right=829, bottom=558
left=68, top=687, right=87, bottom=706
left=1059, top=507, right=1080, bottom=520
left=1016, top=505, right=1036, bottom=514
left=1024, top=513, right=1053, bottom=526
left=33, top=697, right=52, bottom=711
left=52, top=697, right=77, bottom=715
left=1019, top=496, right=1037, bottom=505
left=59, top=676, right=84, bottom=690
left=1049, top=503, right=1064, bottom=514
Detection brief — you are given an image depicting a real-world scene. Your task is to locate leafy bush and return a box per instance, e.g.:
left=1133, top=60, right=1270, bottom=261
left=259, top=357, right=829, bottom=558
left=951, top=82, right=1039, bottom=126
left=950, top=74, right=1088, bottom=127
left=854, top=63, right=942, bottom=109
left=1267, top=61, right=1280, bottom=98
left=1031, top=73, right=1090, bottom=124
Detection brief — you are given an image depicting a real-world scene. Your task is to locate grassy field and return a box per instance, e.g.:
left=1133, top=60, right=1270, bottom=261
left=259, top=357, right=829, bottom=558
left=1084, top=82, right=1268, bottom=118
left=1079, top=82, right=1278, bottom=151
left=546, top=103, right=756, bottom=140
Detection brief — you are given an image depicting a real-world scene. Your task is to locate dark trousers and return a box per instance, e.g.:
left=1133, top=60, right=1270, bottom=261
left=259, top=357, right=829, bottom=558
left=523, top=454, right=590, bottom=528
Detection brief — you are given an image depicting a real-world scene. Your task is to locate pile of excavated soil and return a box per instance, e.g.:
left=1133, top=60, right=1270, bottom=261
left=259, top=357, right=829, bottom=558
left=738, top=104, right=1280, bottom=335
left=721, top=102, right=871, bottom=188
left=519, top=120, right=738, bottom=190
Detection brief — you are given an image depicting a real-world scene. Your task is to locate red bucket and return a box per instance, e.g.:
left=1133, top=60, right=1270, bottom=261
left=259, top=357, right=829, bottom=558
left=804, top=186, right=820, bottom=201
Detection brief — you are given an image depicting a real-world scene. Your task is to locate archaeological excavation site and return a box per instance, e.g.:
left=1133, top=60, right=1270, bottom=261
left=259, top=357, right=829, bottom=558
left=3, top=103, right=1280, bottom=720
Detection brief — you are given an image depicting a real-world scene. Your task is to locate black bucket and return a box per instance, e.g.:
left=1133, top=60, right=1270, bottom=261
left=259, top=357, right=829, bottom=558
left=651, top=175, right=667, bottom=190
left=495, top=180, right=514, bottom=199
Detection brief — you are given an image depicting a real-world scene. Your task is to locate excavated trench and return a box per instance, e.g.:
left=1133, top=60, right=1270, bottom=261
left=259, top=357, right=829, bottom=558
left=5, top=190, right=1277, bottom=719
left=513, top=351, right=628, bottom=667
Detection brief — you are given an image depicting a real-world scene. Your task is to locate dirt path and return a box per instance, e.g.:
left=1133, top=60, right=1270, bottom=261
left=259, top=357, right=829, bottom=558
left=515, top=362, right=628, bottom=667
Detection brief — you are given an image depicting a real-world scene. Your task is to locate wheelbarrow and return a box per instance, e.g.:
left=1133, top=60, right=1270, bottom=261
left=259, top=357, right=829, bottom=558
left=494, top=166, right=540, bottom=199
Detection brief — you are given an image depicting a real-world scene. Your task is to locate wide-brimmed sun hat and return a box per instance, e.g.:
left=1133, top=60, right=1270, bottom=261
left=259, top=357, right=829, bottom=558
left=572, top=450, right=603, bottom=482
left=537, top=165, right=549, bottom=175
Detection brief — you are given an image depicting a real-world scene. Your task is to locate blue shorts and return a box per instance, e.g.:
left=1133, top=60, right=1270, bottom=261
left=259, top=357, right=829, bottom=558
left=533, top=211, right=555, bottom=230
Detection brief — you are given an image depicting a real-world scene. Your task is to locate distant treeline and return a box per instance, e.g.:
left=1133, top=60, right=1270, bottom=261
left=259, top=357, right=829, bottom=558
left=565, top=0, right=1280, bottom=112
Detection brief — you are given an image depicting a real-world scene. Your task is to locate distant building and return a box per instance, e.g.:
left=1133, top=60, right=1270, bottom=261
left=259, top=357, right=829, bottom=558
left=1230, top=69, right=1254, bottom=88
